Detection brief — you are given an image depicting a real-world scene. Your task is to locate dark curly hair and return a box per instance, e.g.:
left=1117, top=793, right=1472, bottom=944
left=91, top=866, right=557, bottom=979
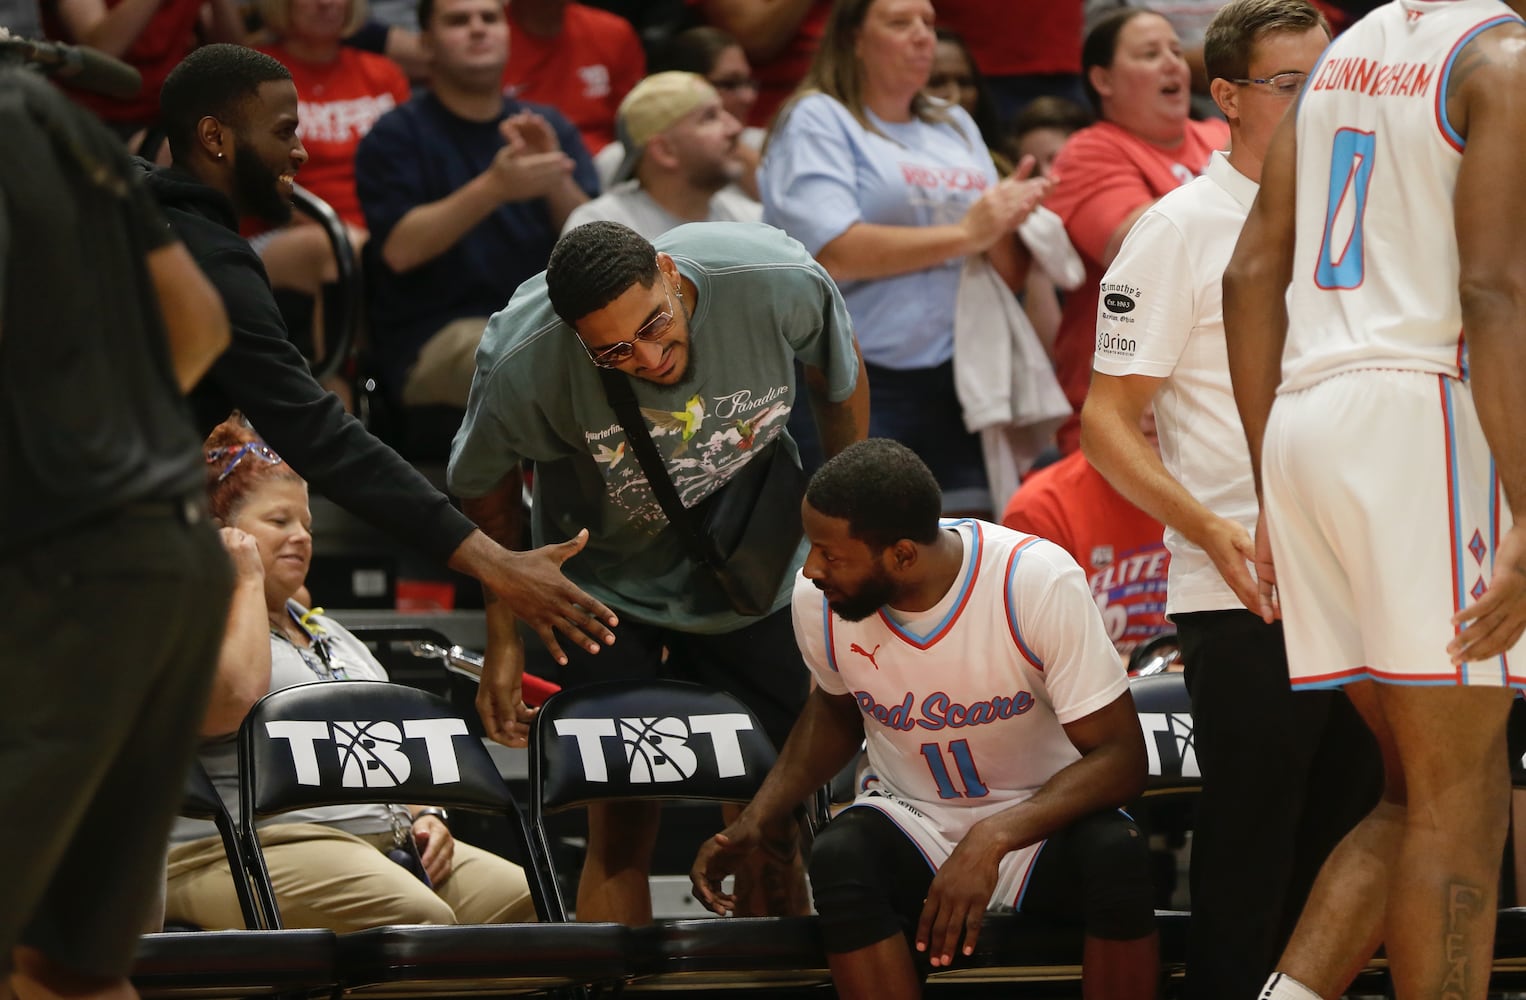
left=805, top=439, right=942, bottom=551
left=546, top=221, right=661, bottom=326
left=204, top=412, right=300, bottom=524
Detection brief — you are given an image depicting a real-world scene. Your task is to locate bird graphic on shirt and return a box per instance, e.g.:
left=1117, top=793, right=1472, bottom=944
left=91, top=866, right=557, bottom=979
left=593, top=441, right=626, bottom=469
left=731, top=401, right=790, bottom=450
left=641, top=395, right=705, bottom=456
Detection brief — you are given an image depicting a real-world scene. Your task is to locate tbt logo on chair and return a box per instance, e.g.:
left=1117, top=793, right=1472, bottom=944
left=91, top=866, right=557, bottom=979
left=553, top=713, right=756, bottom=783
left=266, top=719, right=471, bottom=787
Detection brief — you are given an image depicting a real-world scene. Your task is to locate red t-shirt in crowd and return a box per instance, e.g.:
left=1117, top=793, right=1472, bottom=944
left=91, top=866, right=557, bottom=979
left=258, top=44, right=411, bottom=227
left=42, top=0, right=204, bottom=124
left=1002, top=450, right=1171, bottom=662
left=934, top=0, right=1082, bottom=76
left=1044, top=117, right=1229, bottom=453
left=687, top=0, right=829, bottom=128
left=502, top=2, right=644, bottom=154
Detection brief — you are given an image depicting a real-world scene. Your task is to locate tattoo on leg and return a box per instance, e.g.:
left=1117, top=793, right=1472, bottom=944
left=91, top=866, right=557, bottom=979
left=1440, top=881, right=1484, bottom=1000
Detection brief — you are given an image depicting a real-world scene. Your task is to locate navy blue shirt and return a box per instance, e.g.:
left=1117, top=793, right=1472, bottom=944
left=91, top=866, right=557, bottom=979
left=356, top=93, right=598, bottom=388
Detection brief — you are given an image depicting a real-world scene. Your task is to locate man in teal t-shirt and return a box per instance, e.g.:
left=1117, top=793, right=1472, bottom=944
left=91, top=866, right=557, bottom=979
left=449, top=219, right=867, bottom=924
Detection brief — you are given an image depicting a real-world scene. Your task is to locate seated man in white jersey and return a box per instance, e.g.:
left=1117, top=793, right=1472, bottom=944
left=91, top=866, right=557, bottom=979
left=562, top=72, right=760, bottom=239
left=691, top=439, right=1159, bottom=1000
left=1223, top=1, right=1526, bottom=998
left=1080, top=4, right=1381, bottom=999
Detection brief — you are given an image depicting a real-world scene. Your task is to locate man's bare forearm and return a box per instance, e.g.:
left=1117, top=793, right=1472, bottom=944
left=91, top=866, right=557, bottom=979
left=807, top=347, right=870, bottom=460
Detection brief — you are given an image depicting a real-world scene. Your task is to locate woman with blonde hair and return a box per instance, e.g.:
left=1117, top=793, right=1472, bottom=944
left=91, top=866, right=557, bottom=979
left=760, top=0, right=1050, bottom=514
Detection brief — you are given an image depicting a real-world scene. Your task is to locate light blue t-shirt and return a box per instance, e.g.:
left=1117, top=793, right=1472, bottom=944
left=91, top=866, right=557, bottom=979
left=448, top=222, right=860, bottom=634
left=760, top=93, right=998, bottom=371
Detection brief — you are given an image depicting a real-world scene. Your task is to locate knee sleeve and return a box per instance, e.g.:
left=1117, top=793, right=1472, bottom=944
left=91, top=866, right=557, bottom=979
left=1069, top=812, right=1156, bottom=941
left=809, top=808, right=929, bottom=954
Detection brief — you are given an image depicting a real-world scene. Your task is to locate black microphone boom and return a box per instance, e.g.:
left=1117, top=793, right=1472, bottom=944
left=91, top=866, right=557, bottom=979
left=0, top=37, right=142, bottom=101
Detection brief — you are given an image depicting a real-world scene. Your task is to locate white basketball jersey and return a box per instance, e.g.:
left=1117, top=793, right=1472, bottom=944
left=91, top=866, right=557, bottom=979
left=792, top=520, right=1129, bottom=834
left=1281, top=0, right=1523, bottom=393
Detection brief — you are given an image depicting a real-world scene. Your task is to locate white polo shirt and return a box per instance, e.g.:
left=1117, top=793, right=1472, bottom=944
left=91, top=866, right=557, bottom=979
left=1092, top=150, right=1259, bottom=616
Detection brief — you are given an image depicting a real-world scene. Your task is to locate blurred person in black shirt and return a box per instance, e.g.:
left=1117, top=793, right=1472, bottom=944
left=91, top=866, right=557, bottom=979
left=0, top=65, right=233, bottom=999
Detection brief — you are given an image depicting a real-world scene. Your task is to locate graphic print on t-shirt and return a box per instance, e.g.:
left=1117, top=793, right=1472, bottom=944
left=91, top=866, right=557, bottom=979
left=1087, top=541, right=1170, bottom=659
left=583, top=382, right=793, bottom=531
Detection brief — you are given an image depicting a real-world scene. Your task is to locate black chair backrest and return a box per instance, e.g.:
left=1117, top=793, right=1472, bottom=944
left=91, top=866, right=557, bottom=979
left=181, top=758, right=230, bottom=821
left=237, top=680, right=563, bottom=924
left=531, top=679, right=778, bottom=814
left=240, top=680, right=511, bottom=818
left=180, top=760, right=262, bottom=929
left=1128, top=671, right=1200, bottom=791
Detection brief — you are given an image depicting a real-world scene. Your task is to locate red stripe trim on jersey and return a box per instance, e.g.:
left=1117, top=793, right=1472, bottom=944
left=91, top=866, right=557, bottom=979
left=1440, top=376, right=1464, bottom=625
left=880, top=520, right=984, bottom=651
left=1003, top=537, right=1046, bottom=672
left=1293, top=664, right=1468, bottom=686
left=1435, top=15, right=1522, bottom=152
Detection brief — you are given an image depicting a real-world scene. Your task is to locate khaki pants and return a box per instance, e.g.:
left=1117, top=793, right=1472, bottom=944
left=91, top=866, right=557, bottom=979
left=401, top=317, right=490, bottom=408
left=165, top=822, right=537, bottom=930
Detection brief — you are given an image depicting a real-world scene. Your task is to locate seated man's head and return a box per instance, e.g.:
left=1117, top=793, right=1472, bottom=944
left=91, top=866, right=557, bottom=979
left=611, top=72, right=744, bottom=194
left=417, top=0, right=508, bottom=94
left=547, top=221, right=695, bottom=386
left=206, top=414, right=312, bottom=611
left=802, top=439, right=944, bottom=622
left=160, top=44, right=307, bottom=225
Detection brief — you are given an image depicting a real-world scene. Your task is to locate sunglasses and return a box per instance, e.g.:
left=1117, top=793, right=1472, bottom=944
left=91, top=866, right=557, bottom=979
left=206, top=441, right=281, bottom=481
left=581, top=282, right=677, bottom=369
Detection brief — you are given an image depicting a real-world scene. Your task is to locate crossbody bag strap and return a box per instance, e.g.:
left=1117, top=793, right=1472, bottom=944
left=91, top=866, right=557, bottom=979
left=597, top=368, right=719, bottom=568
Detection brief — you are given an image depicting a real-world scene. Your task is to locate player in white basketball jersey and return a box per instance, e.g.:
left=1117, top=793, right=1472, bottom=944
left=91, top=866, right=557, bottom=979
left=1223, top=1, right=1526, bottom=997
left=690, top=439, right=1158, bottom=1000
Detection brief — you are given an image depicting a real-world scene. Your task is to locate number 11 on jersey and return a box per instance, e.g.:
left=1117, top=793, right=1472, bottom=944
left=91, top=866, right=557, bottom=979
left=920, top=739, right=990, bottom=799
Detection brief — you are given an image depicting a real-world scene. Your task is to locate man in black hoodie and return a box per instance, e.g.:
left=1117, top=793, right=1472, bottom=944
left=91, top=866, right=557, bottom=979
left=148, top=43, right=618, bottom=666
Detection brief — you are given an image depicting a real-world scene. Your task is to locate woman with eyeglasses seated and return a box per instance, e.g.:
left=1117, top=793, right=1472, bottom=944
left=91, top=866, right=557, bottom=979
left=163, top=414, right=537, bottom=931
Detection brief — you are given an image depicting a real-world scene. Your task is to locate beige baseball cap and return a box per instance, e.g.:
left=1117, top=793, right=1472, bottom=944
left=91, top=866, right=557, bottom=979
left=611, top=72, right=721, bottom=183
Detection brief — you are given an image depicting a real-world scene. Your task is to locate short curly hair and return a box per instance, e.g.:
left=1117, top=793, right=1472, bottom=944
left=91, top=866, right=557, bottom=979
left=805, top=439, right=942, bottom=551
left=546, top=221, right=662, bottom=326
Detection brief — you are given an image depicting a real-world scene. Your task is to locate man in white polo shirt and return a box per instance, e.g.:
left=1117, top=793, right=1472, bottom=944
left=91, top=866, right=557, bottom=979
left=564, top=71, right=760, bottom=239
left=1078, top=3, right=1379, bottom=999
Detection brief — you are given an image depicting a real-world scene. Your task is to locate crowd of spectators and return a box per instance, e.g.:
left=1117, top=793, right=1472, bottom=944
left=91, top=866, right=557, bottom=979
left=8, top=0, right=1369, bottom=504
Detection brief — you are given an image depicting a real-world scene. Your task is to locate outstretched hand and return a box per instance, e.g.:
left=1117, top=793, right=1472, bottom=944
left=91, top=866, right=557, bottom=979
left=483, top=529, right=618, bottom=664
left=1450, top=523, right=1526, bottom=662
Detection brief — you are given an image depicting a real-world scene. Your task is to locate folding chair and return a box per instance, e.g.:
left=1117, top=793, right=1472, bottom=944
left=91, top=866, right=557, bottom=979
left=529, top=679, right=832, bottom=990
left=132, top=762, right=339, bottom=999
left=239, top=680, right=632, bottom=996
